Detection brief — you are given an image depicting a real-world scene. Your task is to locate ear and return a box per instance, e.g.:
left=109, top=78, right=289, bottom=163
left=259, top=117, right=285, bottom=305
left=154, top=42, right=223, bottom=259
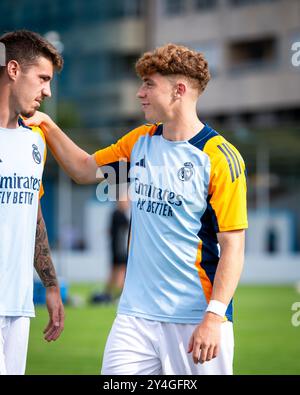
left=175, top=82, right=186, bottom=97
left=7, top=60, right=20, bottom=81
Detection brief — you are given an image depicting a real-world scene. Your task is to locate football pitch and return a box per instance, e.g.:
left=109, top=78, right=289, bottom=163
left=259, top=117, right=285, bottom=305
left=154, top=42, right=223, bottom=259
left=26, top=284, right=300, bottom=375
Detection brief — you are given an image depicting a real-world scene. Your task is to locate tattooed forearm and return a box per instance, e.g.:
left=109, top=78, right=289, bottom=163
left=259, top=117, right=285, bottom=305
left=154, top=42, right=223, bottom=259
left=34, top=204, right=58, bottom=287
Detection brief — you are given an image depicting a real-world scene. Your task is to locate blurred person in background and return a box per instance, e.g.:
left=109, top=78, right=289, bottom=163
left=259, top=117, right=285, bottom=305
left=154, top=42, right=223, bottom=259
left=106, top=194, right=130, bottom=301
left=91, top=193, right=130, bottom=304
left=0, top=30, right=64, bottom=375
left=26, top=43, right=247, bottom=375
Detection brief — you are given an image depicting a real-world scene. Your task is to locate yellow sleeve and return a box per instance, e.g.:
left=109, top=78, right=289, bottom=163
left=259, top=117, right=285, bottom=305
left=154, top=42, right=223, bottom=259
left=94, top=124, right=158, bottom=166
left=204, top=136, right=248, bottom=232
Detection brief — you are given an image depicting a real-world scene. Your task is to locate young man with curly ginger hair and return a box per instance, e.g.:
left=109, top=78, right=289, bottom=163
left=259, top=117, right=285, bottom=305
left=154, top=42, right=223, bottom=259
left=26, top=44, right=248, bottom=375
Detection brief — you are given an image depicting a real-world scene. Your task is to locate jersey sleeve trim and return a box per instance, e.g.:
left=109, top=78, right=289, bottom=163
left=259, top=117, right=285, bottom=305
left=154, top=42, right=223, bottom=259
left=217, top=142, right=242, bottom=183
left=218, top=223, right=248, bottom=232
left=194, top=240, right=213, bottom=304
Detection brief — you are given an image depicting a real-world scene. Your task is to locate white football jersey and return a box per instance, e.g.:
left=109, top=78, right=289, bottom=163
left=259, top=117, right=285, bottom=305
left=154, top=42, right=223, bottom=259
left=0, top=120, right=46, bottom=317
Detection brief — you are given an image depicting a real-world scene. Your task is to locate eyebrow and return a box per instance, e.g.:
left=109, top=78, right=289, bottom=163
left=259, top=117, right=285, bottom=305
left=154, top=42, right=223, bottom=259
left=143, top=77, right=154, bottom=83
left=39, top=74, right=52, bottom=81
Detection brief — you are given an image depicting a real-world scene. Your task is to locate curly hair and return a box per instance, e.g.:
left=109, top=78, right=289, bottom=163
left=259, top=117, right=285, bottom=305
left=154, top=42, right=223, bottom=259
left=135, top=43, right=210, bottom=94
left=0, top=30, right=63, bottom=72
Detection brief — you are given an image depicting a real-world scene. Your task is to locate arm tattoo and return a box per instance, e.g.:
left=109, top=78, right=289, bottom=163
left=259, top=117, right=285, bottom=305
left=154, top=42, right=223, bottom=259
left=34, top=206, right=58, bottom=287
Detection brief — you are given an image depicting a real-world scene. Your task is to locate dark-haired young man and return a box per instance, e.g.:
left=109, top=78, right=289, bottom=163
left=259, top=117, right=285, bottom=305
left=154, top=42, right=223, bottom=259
left=0, top=30, right=64, bottom=375
left=26, top=44, right=248, bottom=375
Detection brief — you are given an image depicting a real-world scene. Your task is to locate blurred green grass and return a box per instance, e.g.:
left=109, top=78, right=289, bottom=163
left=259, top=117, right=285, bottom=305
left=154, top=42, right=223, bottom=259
left=26, top=284, right=300, bottom=375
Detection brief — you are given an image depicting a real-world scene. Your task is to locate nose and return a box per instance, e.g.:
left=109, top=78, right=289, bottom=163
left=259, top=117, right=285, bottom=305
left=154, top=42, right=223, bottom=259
left=42, top=82, right=52, bottom=98
left=136, top=86, right=145, bottom=99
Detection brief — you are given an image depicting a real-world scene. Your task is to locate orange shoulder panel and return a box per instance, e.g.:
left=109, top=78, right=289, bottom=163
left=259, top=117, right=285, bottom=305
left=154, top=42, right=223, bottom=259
left=94, top=124, right=158, bottom=166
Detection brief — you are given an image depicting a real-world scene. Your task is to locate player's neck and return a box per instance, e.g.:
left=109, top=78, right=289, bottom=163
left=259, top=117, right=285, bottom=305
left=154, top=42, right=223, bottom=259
left=162, top=113, right=204, bottom=142
left=0, top=92, right=19, bottom=129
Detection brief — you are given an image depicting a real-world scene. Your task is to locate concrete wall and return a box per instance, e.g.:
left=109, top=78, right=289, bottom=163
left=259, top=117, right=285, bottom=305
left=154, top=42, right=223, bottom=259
left=152, top=0, right=300, bottom=115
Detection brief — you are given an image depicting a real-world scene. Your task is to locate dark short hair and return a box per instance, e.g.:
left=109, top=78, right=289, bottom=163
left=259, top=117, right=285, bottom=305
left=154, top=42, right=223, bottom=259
left=0, top=29, right=63, bottom=72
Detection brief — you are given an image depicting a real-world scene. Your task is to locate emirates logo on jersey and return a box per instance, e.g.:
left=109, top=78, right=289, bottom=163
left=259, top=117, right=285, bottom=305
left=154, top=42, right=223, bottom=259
left=177, top=162, right=194, bottom=182
left=32, top=144, right=41, bottom=164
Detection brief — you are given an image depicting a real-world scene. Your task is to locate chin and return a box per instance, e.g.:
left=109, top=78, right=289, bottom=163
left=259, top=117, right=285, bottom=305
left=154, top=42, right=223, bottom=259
left=20, top=109, right=36, bottom=118
left=144, top=113, right=157, bottom=123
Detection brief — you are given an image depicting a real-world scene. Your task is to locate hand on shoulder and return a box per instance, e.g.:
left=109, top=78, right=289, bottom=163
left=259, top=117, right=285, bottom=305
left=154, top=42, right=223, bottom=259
left=23, top=111, right=52, bottom=128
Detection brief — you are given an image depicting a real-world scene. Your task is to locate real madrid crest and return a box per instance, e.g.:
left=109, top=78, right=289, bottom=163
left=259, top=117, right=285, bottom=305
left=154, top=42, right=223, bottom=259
left=177, top=162, right=194, bottom=181
left=32, top=144, right=42, bottom=164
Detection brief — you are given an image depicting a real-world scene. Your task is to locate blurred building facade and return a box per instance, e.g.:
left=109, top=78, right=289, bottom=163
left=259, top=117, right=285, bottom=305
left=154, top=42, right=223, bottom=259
left=0, top=0, right=148, bottom=247
left=0, top=0, right=146, bottom=132
left=152, top=0, right=300, bottom=117
left=1, top=0, right=300, bottom=252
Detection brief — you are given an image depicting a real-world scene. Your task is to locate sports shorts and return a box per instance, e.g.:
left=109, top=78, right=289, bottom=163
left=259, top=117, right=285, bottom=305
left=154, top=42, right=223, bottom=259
left=101, top=314, right=234, bottom=375
left=0, top=316, right=30, bottom=375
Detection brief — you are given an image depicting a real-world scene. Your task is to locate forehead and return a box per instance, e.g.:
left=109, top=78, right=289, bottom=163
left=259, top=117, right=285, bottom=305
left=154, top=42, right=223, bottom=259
left=143, top=73, right=172, bottom=85
left=26, top=56, right=54, bottom=76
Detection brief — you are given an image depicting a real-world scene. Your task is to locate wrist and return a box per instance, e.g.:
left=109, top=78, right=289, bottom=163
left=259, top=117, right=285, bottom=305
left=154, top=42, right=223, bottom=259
left=204, top=311, right=224, bottom=323
left=46, top=283, right=59, bottom=291
left=206, top=299, right=227, bottom=319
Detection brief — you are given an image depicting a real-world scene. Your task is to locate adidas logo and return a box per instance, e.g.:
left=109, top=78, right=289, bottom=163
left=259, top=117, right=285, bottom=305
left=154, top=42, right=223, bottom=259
left=135, top=155, right=146, bottom=168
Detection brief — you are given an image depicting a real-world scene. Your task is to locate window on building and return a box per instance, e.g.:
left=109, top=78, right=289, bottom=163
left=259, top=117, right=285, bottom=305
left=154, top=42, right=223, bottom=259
left=228, top=0, right=277, bottom=6
left=228, top=37, right=278, bottom=71
left=193, top=0, right=218, bottom=11
left=189, top=42, right=221, bottom=76
left=75, top=53, right=133, bottom=87
left=105, top=53, right=139, bottom=80
left=76, top=54, right=105, bottom=86
left=122, top=0, right=144, bottom=17
left=164, top=0, right=185, bottom=15
left=118, top=54, right=140, bottom=79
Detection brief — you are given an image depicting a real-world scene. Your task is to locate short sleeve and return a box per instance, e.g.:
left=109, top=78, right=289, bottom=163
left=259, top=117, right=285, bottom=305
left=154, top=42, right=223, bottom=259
left=204, top=137, right=248, bottom=232
left=93, top=124, right=158, bottom=167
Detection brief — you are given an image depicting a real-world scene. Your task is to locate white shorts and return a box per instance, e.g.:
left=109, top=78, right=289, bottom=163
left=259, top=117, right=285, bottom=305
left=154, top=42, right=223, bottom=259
left=0, top=316, right=30, bottom=375
left=101, top=314, right=234, bottom=375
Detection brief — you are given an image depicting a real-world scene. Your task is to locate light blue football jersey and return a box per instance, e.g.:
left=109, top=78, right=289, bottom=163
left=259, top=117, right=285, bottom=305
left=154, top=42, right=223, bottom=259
left=94, top=123, right=248, bottom=323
